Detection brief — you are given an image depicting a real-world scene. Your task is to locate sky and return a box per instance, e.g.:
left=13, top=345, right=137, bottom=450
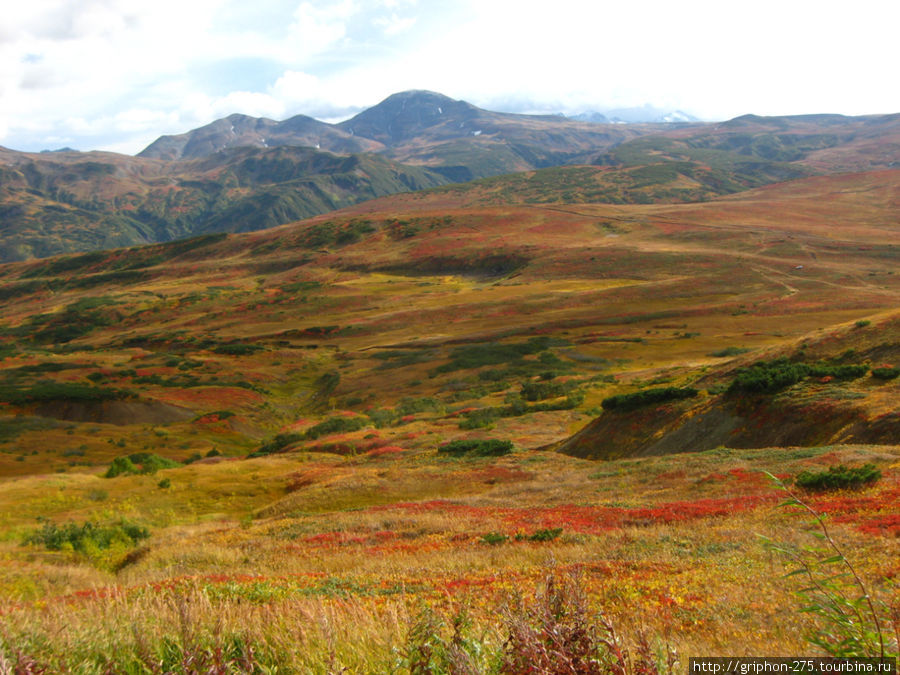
left=2, top=0, right=898, bottom=155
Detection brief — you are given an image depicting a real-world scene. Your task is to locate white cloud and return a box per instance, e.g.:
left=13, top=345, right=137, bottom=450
left=0, top=0, right=898, bottom=153
left=373, top=13, right=416, bottom=36
left=271, top=70, right=323, bottom=107
left=286, top=1, right=356, bottom=58
left=112, top=108, right=181, bottom=133
left=211, top=91, right=285, bottom=119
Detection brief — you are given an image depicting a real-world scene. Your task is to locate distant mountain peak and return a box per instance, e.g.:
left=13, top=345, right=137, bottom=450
left=337, top=90, right=479, bottom=145
left=138, top=112, right=381, bottom=160
left=382, top=89, right=456, bottom=103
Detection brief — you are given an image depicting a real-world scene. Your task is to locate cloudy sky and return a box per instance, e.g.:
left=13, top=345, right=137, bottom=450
left=2, top=0, right=898, bottom=155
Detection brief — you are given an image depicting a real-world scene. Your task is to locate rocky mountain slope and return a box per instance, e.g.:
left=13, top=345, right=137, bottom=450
left=0, top=145, right=447, bottom=261
left=138, top=112, right=383, bottom=160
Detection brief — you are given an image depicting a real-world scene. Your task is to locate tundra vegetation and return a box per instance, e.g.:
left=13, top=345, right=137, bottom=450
left=0, top=155, right=898, bottom=671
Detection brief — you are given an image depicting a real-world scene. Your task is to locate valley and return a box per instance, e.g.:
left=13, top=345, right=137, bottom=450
left=0, top=99, right=898, bottom=671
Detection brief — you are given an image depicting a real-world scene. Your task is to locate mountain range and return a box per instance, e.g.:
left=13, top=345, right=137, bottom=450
left=1, top=88, right=899, bottom=666
left=0, top=90, right=898, bottom=262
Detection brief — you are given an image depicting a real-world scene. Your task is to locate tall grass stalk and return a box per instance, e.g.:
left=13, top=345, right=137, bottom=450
left=762, top=473, right=898, bottom=658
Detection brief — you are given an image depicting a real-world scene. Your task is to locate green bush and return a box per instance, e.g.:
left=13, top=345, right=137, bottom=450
left=795, top=464, right=881, bottom=491
left=250, top=418, right=369, bottom=457
left=24, top=297, right=123, bottom=344
left=728, top=359, right=869, bottom=394
left=248, top=432, right=304, bottom=458
left=457, top=408, right=498, bottom=430
left=871, top=367, right=899, bottom=381
left=432, top=337, right=558, bottom=374
left=601, top=387, right=698, bottom=411
left=480, top=532, right=509, bottom=545
left=366, top=408, right=399, bottom=428
left=372, top=348, right=437, bottom=370
left=728, top=359, right=809, bottom=394
left=520, top=380, right=569, bottom=401
left=806, top=364, right=869, bottom=379
left=457, top=391, right=584, bottom=430
left=104, top=456, right=138, bottom=478
left=25, top=519, right=149, bottom=552
left=0, top=381, right=129, bottom=405
left=105, top=453, right=180, bottom=478
left=530, top=391, right=584, bottom=412
left=438, top=439, right=513, bottom=457
left=396, top=397, right=444, bottom=416
left=301, top=219, right=375, bottom=248
left=303, top=416, right=367, bottom=440
left=213, top=343, right=263, bottom=356
left=517, top=528, right=564, bottom=542
left=123, top=452, right=179, bottom=473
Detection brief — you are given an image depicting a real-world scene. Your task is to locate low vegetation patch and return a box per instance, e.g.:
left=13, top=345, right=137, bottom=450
left=249, top=432, right=304, bottom=458
left=301, top=219, right=375, bottom=248
left=212, top=343, right=264, bottom=356
left=24, top=519, right=149, bottom=552
left=871, top=367, right=899, bottom=381
left=396, top=396, right=444, bottom=416
left=366, top=408, right=399, bottom=428
left=480, top=531, right=509, bottom=545
left=437, top=439, right=514, bottom=457
left=21, top=297, right=122, bottom=344
left=601, top=386, right=698, bottom=412
left=371, top=348, right=438, bottom=370
left=249, top=417, right=369, bottom=457
left=303, top=416, right=367, bottom=440
left=728, top=359, right=869, bottom=394
left=458, top=392, right=584, bottom=429
left=709, top=346, right=751, bottom=357
left=0, top=381, right=130, bottom=405
left=0, top=416, right=62, bottom=441
left=516, top=527, right=564, bottom=542
left=105, top=453, right=181, bottom=478
left=431, top=336, right=567, bottom=375
left=520, top=380, right=571, bottom=401
left=795, top=464, right=881, bottom=491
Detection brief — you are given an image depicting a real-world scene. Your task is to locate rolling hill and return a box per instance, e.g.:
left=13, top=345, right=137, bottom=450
left=1, top=166, right=898, bottom=449
left=0, top=149, right=898, bottom=668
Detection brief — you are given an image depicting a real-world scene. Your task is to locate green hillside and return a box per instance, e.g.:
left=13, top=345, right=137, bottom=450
left=0, top=146, right=448, bottom=262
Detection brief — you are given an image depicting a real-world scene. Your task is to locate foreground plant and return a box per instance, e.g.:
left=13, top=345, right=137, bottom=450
left=762, top=473, right=899, bottom=658
left=401, top=569, right=676, bottom=674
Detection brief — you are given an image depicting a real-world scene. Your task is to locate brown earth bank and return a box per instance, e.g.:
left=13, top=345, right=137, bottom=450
left=553, top=395, right=900, bottom=460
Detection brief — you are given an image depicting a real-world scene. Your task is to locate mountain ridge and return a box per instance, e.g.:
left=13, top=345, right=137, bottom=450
left=1, top=90, right=898, bottom=262
left=0, top=144, right=449, bottom=261
left=137, top=90, right=692, bottom=161
left=138, top=112, right=384, bottom=160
